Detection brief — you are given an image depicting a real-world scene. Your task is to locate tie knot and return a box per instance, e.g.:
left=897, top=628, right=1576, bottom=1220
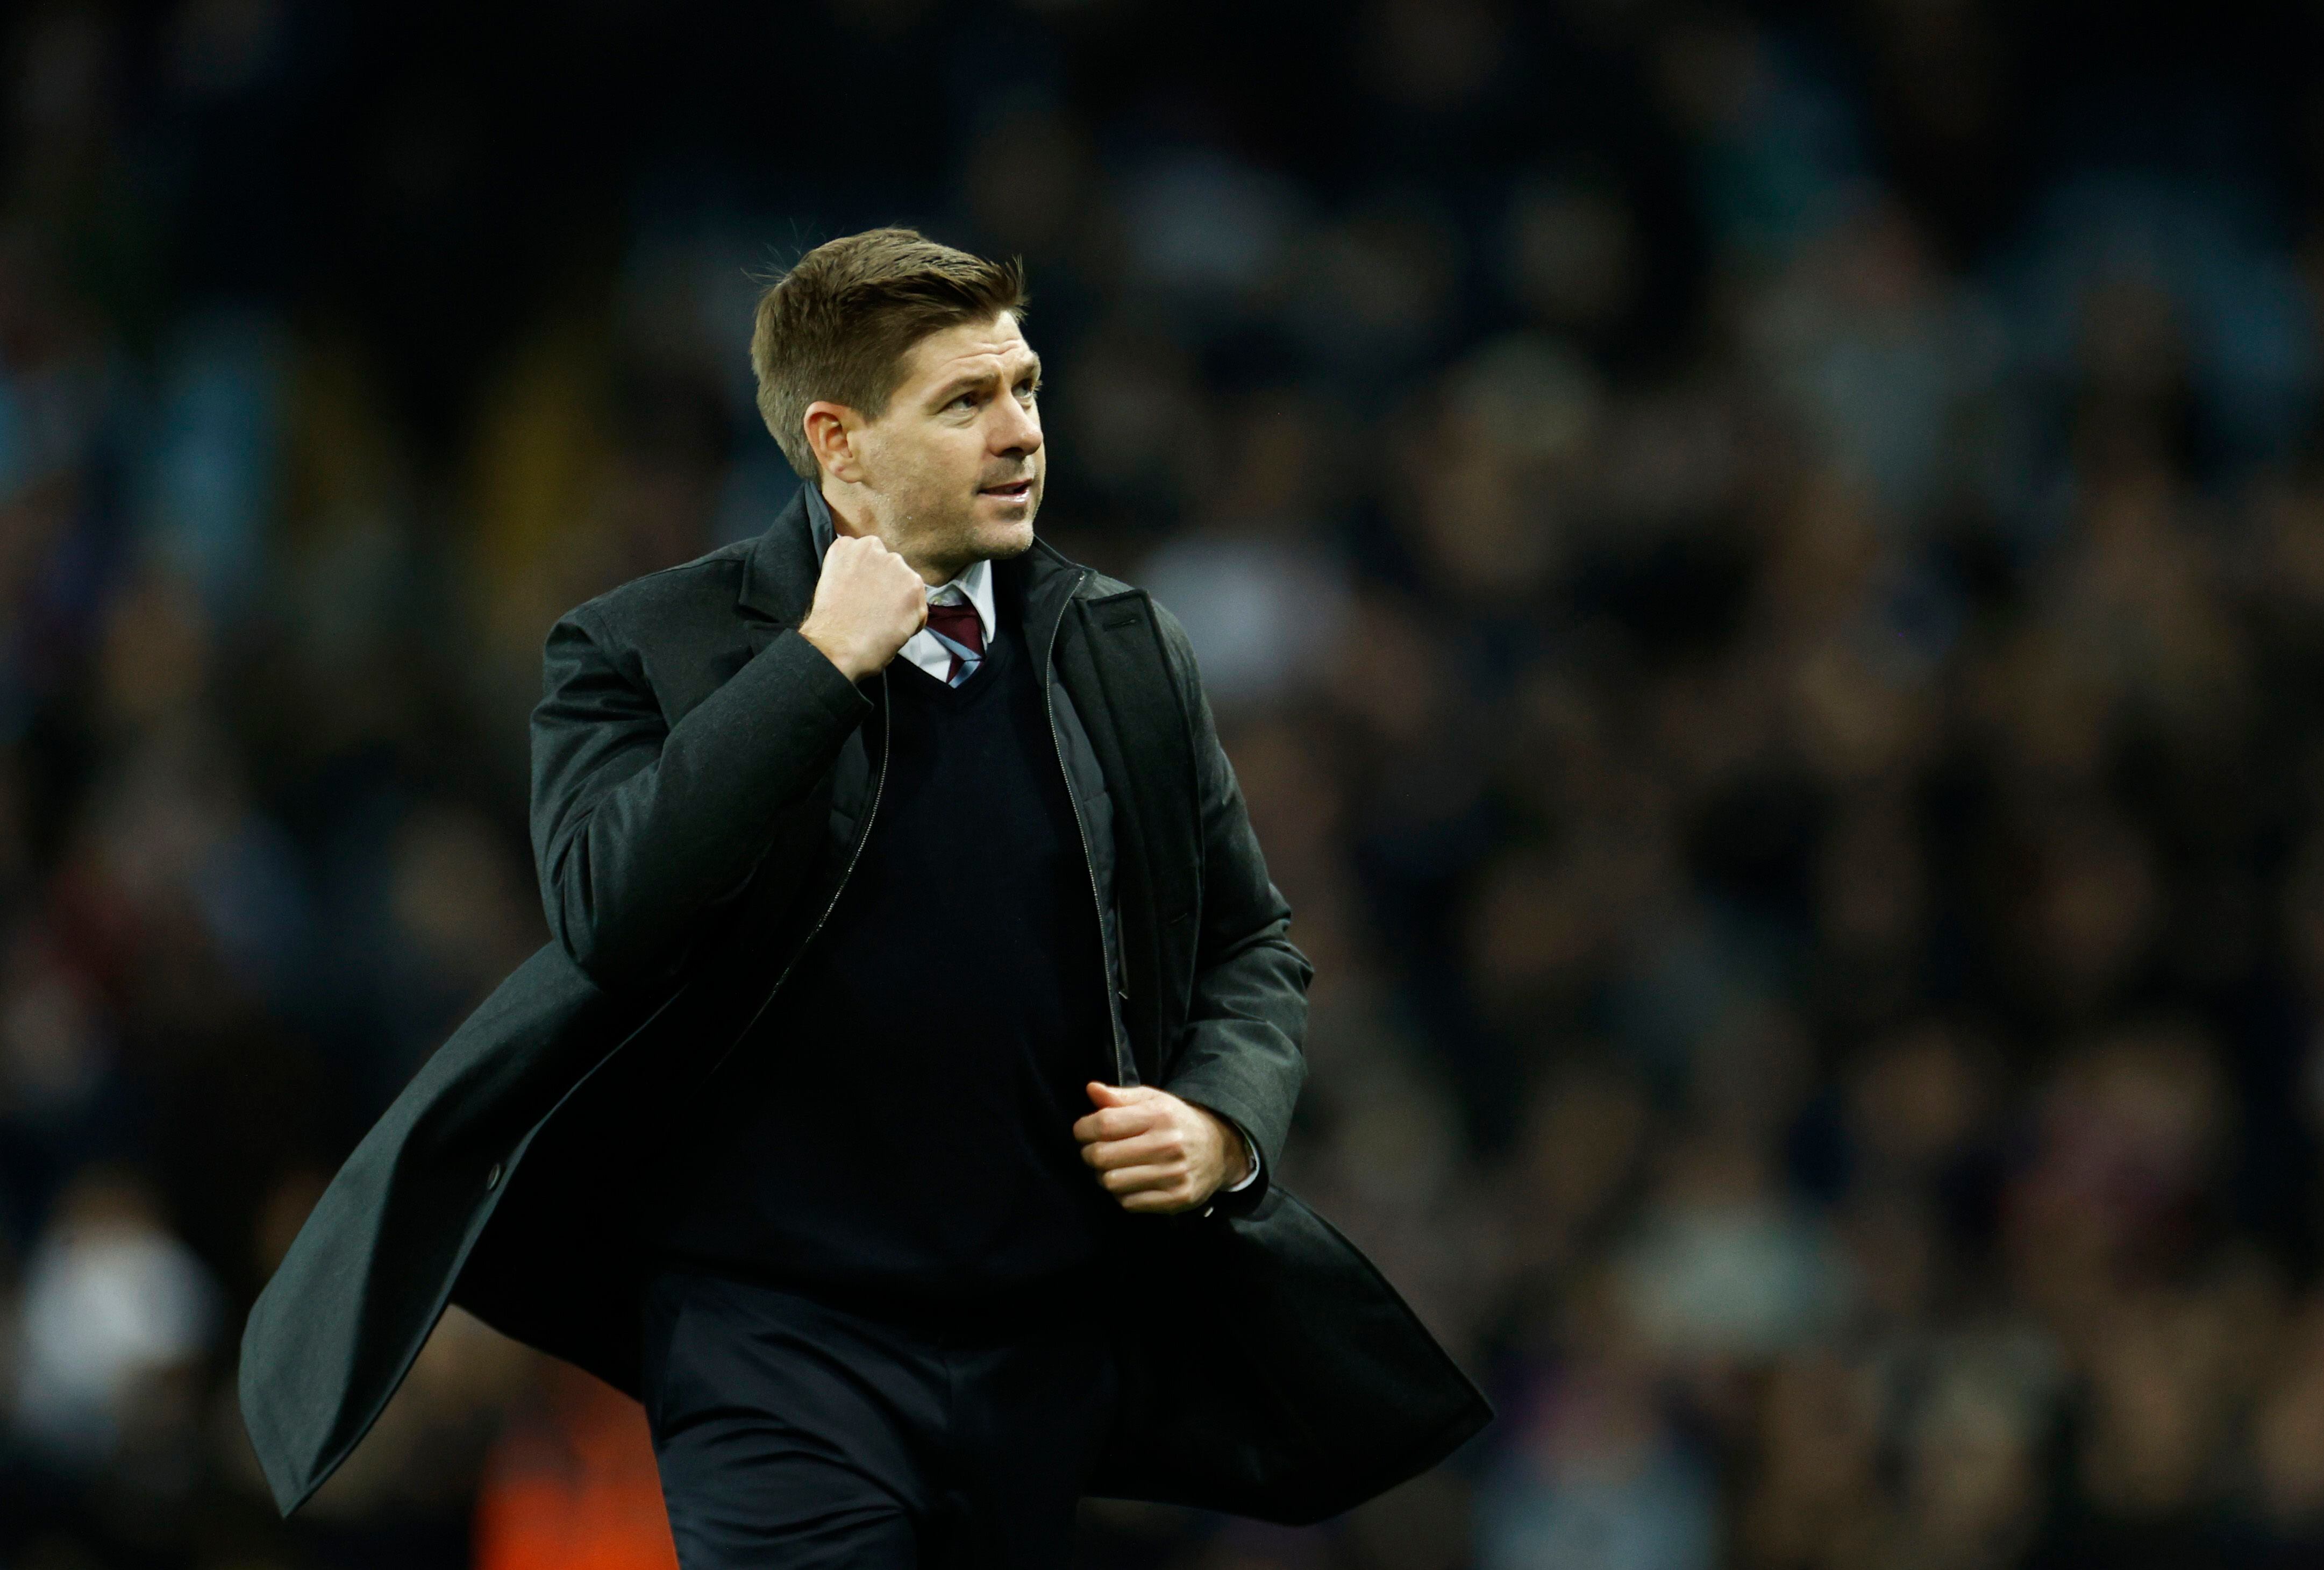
left=925, top=600, right=985, bottom=657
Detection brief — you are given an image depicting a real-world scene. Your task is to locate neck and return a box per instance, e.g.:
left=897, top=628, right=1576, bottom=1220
left=819, top=479, right=964, bottom=586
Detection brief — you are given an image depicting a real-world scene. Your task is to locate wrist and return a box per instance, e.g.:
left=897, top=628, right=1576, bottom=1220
left=1202, top=1107, right=1251, bottom=1188
left=799, top=621, right=872, bottom=681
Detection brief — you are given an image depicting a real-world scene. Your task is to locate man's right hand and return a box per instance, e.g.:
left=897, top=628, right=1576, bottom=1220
left=797, top=534, right=927, bottom=681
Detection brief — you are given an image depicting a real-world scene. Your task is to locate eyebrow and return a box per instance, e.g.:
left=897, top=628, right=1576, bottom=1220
left=929, top=354, right=1043, bottom=406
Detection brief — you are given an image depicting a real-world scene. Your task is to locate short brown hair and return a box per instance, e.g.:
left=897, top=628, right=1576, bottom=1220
left=750, top=227, right=1028, bottom=479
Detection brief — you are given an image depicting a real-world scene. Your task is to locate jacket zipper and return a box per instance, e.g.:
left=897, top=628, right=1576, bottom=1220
left=700, top=666, right=891, bottom=1083
left=1043, top=573, right=1138, bottom=1088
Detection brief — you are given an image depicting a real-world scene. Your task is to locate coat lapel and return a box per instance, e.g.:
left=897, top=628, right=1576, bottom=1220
left=1044, top=579, right=1203, bottom=1079
left=1008, top=536, right=1088, bottom=686
left=737, top=487, right=822, bottom=653
left=734, top=486, right=873, bottom=857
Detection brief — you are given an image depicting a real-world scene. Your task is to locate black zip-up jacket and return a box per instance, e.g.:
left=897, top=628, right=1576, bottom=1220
left=236, top=488, right=1491, bottom=1524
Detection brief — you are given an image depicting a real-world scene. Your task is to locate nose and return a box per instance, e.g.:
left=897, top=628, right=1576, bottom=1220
left=992, top=393, right=1042, bottom=458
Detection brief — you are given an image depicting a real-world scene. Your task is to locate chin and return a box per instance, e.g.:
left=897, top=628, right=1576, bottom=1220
left=974, top=516, right=1037, bottom=559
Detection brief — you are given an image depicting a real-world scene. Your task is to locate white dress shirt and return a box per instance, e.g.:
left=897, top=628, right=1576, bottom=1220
left=801, top=485, right=1260, bottom=1198
left=901, top=557, right=996, bottom=683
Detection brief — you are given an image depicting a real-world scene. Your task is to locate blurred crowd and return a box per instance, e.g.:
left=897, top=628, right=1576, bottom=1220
left=6, top=1, right=2324, bottom=1567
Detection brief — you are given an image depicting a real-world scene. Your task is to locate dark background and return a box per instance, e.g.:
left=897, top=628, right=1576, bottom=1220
left=9, top=1, right=2324, bottom=1566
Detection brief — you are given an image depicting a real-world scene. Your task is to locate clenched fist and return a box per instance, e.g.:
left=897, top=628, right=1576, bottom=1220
left=798, top=533, right=928, bottom=681
left=1074, top=1081, right=1251, bottom=1214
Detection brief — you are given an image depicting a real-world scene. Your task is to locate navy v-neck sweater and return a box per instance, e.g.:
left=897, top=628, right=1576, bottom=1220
left=635, top=600, right=1130, bottom=1317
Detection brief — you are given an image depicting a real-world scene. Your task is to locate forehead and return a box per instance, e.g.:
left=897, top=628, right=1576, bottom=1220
left=897, top=311, right=1035, bottom=389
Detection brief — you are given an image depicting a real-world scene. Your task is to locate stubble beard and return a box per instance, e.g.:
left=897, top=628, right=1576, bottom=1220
left=886, top=472, right=1040, bottom=581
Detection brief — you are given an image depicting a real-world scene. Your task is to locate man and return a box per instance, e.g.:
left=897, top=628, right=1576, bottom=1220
left=237, top=230, right=1489, bottom=1564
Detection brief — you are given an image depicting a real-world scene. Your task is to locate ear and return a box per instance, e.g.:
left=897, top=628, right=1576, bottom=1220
left=803, top=400, right=865, bottom=484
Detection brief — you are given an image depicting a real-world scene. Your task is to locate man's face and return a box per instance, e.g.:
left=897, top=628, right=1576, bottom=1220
left=846, top=310, right=1045, bottom=580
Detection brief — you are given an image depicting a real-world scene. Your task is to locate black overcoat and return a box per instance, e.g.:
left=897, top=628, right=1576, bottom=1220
left=236, top=490, right=1492, bottom=1525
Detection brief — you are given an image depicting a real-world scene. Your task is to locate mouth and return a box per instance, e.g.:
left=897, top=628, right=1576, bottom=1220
left=978, top=477, right=1035, bottom=505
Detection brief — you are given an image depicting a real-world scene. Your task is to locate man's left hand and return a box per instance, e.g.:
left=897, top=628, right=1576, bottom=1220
left=1074, top=1082, right=1250, bottom=1213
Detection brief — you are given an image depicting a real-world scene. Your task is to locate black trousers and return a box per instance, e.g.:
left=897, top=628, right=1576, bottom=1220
left=638, top=1264, right=1121, bottom=1569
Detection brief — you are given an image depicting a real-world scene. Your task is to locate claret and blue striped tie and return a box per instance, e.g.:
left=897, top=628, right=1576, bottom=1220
left=924, top=599, right=985, bottom=687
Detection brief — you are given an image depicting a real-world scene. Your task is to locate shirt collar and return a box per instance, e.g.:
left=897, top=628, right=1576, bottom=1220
left=802, top=481, right=997, bottom=648
left=937, top=557, right=998, bottom=649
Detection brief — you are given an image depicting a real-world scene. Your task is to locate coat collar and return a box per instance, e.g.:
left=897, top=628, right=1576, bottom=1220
left=735, top=486, right=822, bottom=630
left=736, top=482, right=1093, bottom=676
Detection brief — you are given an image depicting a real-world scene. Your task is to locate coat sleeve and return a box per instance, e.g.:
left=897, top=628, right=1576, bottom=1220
left=1149, top=602, right=1313, bottom=1219
left=529, top=601, right=873, bottom=992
